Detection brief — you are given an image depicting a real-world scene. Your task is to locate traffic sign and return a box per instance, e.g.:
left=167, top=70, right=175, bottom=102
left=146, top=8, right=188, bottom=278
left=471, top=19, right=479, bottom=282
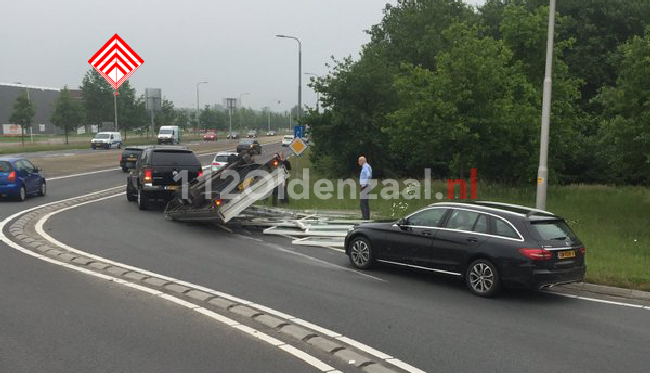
left=289, top=137, right=308, bottom=157
left=294, top=125, right=305, bottom=139
left=88, top=34, right=144, bottom=95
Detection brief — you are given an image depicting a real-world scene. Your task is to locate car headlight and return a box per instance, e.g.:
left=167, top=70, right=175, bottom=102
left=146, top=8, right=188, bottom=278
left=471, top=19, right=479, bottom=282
left=347, top=226, right=355, bottom=233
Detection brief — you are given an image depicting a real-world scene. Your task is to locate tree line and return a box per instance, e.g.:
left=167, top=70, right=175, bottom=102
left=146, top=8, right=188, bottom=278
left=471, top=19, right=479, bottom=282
left=9, top=68, right=292, bottom=144
left=305, top=0, right=650, bottom=185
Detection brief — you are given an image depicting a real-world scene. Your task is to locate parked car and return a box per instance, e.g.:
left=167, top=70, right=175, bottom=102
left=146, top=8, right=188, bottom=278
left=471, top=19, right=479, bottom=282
left=211, top=151, right=239, bottom=172
left=0, top=158, right=46, bottom=201
left=158, top=125, right=181, bottom=145
left=119, top=146, right=146, bottom=172
left=345, top=201, right=586, bottom=297
left=227, top=132, right=240, bottom=139
left=266, top=131, right=277, bottom=136
left=91, top=132, right=122, bottom=149
left=236, top=139, right=261, bottom=154
left=247, top=130, right=257, bottom=138
left=203, top=131, right=218, bottom=141
left=281, top=135, right=294, bottom=147
left=126, top=146, right=202, bottom=210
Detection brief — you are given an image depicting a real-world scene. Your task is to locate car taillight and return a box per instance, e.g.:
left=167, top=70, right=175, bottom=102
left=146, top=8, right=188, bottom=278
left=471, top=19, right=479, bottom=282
left=579, top=247, right=586, bottom=255
left=272, top=160, right=279, bottom=167
left=213, top=198, right=222, bottom=209
left=144, top=169, right=152, bottom=182
left=8, top=171, right=16, bottom=183
left=198, top=170, right=203, bottom=177
left=519, top=248, right=553, bottom=261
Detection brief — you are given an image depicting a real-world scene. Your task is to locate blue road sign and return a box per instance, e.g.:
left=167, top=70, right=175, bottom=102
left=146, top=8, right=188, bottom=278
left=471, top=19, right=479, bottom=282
left=294, top=125, right=305, bottom=139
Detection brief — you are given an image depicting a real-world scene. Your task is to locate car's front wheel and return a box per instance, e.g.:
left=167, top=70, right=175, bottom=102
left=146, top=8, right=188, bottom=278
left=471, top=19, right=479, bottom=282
left=348, top=237, right=374, bottom=269
left=37, top=182, right=46, bottom=197
left=466, top=259, right=501, bottom=298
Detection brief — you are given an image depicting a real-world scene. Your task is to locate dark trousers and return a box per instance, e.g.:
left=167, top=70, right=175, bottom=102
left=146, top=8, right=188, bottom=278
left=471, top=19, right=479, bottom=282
left=360, top=186, right=370, bottom=220
left=272, top=182, right=289, bottom=207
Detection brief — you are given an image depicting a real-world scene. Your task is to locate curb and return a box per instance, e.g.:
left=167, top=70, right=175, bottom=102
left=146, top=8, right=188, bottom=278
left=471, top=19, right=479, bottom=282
left=553, top=282, right=650, bottom=303
left=3, top=188, right=415, bottom=373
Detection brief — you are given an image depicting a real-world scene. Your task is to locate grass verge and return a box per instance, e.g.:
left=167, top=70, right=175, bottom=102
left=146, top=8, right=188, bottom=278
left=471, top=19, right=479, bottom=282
left=257, top=152, right=650, bottom=291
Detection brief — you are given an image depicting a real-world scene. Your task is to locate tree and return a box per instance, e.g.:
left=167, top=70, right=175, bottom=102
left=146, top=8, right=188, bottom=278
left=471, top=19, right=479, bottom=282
left=51, top=86, right=86, bottom=144
left=9, top=92, right=36, bottom=147
left=154, top=99, right=175, bottom=131
left=597, top=27, right=650, bottom=185
left=81, top=69, right=113, bottom=130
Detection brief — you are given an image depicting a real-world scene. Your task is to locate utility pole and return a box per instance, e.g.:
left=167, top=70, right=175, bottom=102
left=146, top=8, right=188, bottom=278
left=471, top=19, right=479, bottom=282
left=196, top=81, right=208, bottom=134
left=535, top=0, right=556, bottom=210
left=276, top=34, right=302, bottom=120
left=114, top=90, right=118, bottom=132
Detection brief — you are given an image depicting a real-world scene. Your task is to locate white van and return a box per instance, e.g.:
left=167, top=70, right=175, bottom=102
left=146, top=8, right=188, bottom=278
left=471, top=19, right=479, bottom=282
left=91, top=132, right=122, bottom=149
left=281, top=135, right=294, bottom=147
left=158, top=125, right=181, bottom=145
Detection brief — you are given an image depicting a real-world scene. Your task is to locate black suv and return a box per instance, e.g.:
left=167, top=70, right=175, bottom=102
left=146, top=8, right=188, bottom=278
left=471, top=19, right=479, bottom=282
left=236, top=139, right=261, bottom=154
left=119, top=146, right=146, bottom=172
left=126, top=146, right=202, bottom=210
left=345, top=201, right=586, bottom=297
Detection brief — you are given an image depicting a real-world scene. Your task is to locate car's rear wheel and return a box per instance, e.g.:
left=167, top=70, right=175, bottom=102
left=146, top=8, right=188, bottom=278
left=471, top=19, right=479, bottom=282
left=126, top=185, right=137, bottom=202
left=16, top=186, right=26, bottom=202
left=466, top=259, right=501, bottom=298
left=37, top=182, right=46, bottom=197
left=137, top=188, right=149, bottom=210
left=348, top=237, right=374, bottom=269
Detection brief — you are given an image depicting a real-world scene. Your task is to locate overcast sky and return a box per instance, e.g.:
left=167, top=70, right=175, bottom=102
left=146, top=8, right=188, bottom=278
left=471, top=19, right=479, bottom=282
left=0, top=0, right=485, bottom=112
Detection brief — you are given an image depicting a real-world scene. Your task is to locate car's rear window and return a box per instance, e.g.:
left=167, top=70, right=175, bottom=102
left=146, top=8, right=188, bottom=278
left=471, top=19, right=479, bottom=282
left=95, top=133, right=110, bottom=139
left=0, top=161, right=11, bottom=172
left=122, top=148, right=143, bottom=155
left=530, top=220, right=578, bottom=241
left=240, top=139, right=254, bottom=145
left=214, top=156, right=229, bottom=162
left=159, top=129, right=173, bottom=134
left=283, top=136, right=293, bottom=140
left=152, top=151, right=199, bottom=166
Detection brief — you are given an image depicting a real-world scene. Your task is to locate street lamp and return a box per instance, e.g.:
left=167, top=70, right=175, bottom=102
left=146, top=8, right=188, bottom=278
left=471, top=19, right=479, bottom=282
left=304, top=72, right=320, bottom=112
left=535, top=0, right=556, bottom=210
left=196, top=81, right=208, bottom=134
left=276, top=34, right=302, bottom=120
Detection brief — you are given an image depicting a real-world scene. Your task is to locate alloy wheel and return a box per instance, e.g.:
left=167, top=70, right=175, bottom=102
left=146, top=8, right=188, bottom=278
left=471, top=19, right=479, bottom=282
left=351, top=240, right=370, bottom=267
left=469, top=263, right=494, bottom=293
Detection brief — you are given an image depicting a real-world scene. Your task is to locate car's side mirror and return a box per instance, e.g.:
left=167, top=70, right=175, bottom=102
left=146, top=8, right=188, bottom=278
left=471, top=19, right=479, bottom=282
left=396, top=217, right=408, bottom=229
left=36, top=166, right=42, bottom=172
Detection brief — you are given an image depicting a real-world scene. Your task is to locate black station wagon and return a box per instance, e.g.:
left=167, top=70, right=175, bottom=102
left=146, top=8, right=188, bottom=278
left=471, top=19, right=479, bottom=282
left=345, top=201, right=586, bottom=297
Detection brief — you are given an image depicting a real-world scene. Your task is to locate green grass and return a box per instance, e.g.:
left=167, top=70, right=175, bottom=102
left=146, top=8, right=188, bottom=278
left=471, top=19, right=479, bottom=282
left=257, top=152, right=650, bottom=291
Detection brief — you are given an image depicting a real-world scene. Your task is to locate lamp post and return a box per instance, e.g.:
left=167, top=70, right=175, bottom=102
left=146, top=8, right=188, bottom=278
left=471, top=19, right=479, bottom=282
left=238, top=92, right=249, bottom=132
left=196, top=81, right=208, bottom=134
left=276, top=34, right=302, bottom=120
left=535, top=0, right=556, bottom=210
left=304, top=72, right=320, bottom=112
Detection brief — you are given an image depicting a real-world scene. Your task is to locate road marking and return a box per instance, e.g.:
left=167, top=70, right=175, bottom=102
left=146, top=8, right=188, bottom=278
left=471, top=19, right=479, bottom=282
left=26, top=191, right=424, bottom=372
left=552, top=293, right=647, bottom=308
left=0, top=195, right=346, bottom=373
left=48, top=168, right=121, bottom=180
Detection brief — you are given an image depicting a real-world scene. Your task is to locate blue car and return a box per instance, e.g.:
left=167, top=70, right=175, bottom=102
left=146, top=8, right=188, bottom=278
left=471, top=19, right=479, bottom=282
left=0, top=158, right=47, bottom=201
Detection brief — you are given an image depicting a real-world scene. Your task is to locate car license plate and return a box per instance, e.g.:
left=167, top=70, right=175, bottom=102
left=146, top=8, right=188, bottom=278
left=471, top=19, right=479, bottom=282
left=127, top=158, right=137, bottom=161
left=557, top=250, right=576, bottom=259
left=166, top=185, right=179, bottom=190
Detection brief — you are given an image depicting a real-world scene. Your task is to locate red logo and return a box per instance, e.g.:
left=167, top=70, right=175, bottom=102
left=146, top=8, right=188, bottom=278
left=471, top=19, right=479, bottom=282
left=88, top=34, right=144, bottom=95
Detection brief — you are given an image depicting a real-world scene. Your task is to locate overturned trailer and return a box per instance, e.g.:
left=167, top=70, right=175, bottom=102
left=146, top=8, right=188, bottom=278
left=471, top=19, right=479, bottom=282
left=164, top=156, right=288, bottom=223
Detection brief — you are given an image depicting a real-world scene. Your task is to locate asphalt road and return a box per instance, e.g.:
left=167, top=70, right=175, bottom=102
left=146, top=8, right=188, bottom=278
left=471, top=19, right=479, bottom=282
left=0, top=141, right=321, bottom=373
left=3, top=142, right=650, bottom=373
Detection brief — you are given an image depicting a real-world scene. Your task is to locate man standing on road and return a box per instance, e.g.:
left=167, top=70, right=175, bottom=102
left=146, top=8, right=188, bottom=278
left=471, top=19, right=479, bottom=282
left=358, top=156, right=372, bottom=220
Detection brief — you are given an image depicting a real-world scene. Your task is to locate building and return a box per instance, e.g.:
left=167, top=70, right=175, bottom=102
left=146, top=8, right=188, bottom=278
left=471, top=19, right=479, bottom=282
left=0, top=83, right=81, bottom=136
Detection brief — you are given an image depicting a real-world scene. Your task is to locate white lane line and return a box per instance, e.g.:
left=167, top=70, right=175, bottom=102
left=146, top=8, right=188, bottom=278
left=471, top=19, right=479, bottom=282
left=553, top=293, right=647, bottom=308
left=29, top=191, right=426, bottom=372
left=0, top=200, right=342, bottom=373
left=47, top=168, right=121, bottom=181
